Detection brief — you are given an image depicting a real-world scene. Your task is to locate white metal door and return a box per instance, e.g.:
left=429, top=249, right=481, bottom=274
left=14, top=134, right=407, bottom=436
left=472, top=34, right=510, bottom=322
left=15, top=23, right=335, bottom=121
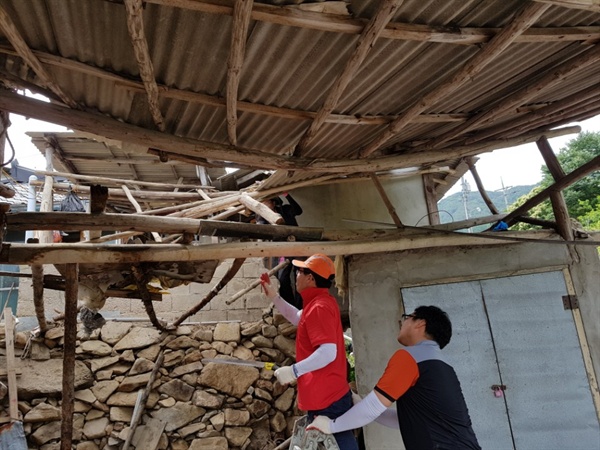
left=402, top=271, right=600, bottom=450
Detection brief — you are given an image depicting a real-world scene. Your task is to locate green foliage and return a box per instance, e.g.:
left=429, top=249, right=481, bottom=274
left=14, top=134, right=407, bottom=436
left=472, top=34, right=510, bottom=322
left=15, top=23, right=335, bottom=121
left=509, top=131, right=600, bottom=230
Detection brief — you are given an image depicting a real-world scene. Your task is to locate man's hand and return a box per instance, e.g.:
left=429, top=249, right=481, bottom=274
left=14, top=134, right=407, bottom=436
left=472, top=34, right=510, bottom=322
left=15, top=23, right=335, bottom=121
left=274, top=366, right=297, bottom=385
left=307, top=416, right=332, bottom=434
left=260, top=273, right=277, bottom=300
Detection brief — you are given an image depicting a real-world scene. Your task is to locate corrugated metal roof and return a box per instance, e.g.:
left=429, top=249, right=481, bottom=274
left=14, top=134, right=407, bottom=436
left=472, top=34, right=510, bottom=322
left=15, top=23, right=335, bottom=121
left=0, top=0, right=598, bottom=204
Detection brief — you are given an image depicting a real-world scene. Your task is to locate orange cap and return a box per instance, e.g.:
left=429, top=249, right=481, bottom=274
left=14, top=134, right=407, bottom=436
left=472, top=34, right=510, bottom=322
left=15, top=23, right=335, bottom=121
left=292, top=254, right=335, bottom=279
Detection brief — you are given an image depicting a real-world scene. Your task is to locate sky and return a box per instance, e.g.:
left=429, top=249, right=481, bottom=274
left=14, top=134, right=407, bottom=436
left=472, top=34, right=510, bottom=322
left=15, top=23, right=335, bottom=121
left=3, top=91, right=600, bottom=194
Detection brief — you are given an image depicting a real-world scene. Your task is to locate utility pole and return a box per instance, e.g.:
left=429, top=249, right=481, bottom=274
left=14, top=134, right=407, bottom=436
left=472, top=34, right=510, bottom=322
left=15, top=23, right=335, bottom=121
left=500, top=177, right=509, bottom=211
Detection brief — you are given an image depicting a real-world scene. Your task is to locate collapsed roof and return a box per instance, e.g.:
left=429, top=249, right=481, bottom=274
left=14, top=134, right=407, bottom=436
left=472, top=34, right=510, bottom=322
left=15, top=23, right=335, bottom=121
left=0, top=0, right=598, bottom=202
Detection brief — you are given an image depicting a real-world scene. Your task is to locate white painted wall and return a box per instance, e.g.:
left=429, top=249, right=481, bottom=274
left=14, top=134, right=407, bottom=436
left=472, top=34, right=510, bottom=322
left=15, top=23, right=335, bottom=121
left=290, top=176, right=428, bottom=229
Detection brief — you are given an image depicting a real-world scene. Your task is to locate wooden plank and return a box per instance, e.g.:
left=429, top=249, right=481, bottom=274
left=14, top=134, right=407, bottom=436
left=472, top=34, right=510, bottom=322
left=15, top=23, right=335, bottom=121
left=239, top=194, right=284, bottom=225
left=4, top=308, right=18, bottom=421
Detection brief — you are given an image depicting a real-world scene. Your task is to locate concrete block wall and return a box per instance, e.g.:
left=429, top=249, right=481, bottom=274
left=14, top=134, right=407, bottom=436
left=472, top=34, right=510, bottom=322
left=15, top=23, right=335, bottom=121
left=16, top=258, right=271, bottom=324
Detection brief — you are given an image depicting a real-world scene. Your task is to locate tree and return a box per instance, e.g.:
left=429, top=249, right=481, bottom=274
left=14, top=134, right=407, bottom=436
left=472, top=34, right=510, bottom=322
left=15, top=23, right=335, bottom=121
left=509, top=131, right=600, bottom=230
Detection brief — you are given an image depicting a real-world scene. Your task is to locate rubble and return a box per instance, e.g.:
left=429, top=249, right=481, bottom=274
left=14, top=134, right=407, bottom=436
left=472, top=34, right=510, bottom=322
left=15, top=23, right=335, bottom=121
left=1, top=312, right=301, bottom=449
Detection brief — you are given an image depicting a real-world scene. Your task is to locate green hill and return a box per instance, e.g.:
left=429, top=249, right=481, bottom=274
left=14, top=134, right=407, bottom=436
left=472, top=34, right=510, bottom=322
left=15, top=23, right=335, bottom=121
left=438, top=185, right=536, bottom=225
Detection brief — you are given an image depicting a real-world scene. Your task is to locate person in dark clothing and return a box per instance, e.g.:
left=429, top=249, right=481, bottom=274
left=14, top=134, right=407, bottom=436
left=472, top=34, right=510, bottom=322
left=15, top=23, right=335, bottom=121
left=308, top=305, right=481, bottom=450
left=257, top=193, right=304, bottom=308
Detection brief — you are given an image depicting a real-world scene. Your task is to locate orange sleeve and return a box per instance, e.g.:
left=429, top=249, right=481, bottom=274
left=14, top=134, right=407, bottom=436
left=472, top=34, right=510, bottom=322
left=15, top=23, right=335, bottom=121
left=374, top=349, right=419, bottom=402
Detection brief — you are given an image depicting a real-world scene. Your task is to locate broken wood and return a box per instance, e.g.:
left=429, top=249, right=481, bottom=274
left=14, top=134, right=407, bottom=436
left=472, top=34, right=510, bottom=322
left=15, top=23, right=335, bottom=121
left=467, top=157, right=500, bottom=215
left=370, top=174, right=404, bottom=228
left=60, top=263, right=78, bottom=450
left=122, top=350, right=165, bottom=450
left=239, top=194, right=284, bottom=224
left=503, top=154, right=600, bottom=226
left=226, top=259, right=289, bottom=305
left=3, top=308, right=18, bottom=421
left=170, top=258, right=246, bottom=328
left=31, top=263, right=48, bottom=333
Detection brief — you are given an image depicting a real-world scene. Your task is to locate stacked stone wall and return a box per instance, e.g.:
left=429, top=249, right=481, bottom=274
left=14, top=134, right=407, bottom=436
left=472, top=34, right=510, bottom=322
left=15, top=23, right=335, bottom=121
left=0, top=311, right=301, bottom=450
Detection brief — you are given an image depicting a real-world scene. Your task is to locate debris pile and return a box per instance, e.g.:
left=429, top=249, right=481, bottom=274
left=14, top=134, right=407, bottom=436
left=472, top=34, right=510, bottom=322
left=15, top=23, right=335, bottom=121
left=0, top=312, right=301, bottom=450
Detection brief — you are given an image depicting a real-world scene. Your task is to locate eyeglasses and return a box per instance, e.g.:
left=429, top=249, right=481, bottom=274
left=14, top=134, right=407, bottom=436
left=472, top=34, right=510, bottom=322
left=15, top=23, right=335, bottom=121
left=401, top=313, right=416, bottom=321
left=296, top=268, right=309, bottom=275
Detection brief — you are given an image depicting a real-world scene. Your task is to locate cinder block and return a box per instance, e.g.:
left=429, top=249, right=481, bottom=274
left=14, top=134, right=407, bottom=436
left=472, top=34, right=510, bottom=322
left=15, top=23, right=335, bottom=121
left=228, top=309, right=262, bottom=322
left=246, top=293, right=270, bottom=310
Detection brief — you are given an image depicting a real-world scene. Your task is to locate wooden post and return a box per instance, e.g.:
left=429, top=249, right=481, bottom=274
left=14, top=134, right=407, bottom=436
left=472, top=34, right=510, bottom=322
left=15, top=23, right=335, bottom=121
left=4, top=308, right=19, bottom=421
left=370, top=174, right=404, bottom=228
left=422, top=174, right=440, bottom=225
left=536, top=136, right=578, bottom=261
left=40, top=144, right=55, bottom=244
left=466, top=157, right=500, bottom=215
left=31, top=263, right=48, bottom=332
left=60, top=263, right=78, bottom=450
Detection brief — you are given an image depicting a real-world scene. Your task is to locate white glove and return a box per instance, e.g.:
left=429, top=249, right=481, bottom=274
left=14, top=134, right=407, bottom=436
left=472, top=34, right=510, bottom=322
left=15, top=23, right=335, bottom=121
left=307, top=415, right=332, bottom=434
left=351, top=391, right=362, bottom=405
left=274, top=365, right=297, bottom=385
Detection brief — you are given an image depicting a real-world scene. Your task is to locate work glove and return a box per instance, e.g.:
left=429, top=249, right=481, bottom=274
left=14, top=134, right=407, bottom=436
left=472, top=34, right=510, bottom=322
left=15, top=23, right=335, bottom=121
left=351, top=391, right=362, bottom=405
left=306, top=415, right=332, bottom=434
left=260, top=273, right=278, bottom=301
left=274, top=365, right=297, bottom=385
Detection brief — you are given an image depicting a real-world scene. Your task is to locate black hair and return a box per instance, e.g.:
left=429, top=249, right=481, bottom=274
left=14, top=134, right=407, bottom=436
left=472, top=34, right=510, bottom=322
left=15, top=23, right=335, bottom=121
left=413, top=305, right=452, bottom=349
left=300, top=268, right=333, bottom=289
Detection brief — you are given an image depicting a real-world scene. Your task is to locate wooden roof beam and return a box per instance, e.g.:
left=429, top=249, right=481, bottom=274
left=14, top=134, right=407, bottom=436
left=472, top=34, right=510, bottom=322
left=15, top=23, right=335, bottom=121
left=463, top=82, right=600, bottom=144
left=44, top=134, right=80, bottom=175
left=0, top=88, right=579, bottom=173
left=0, top=6, right=78, bottom=108
left=426, top=42, right=600, bottom=149
left=532, top=0, right=600, bottom=12
left=0, top=44, right=466, bottom=127
left=226, top=0, right=254, bottom=146
left=123, top=0, right=165, bottom=131
left=0, top=230, right=574, bottom=266
left=359, top=2, right=550, bottom=158
left=146, top=0, right=600, bottom=44
left=502, top=153, right=600, bottom=227
left=293, top=0, right=403, bottom=156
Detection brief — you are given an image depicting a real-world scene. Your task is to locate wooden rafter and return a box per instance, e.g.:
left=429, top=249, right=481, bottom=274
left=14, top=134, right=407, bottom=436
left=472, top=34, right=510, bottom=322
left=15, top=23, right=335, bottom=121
left=0, top=44, right=468, bottom=127
left=226, top=0, right=254, bottom=146
left=294, top=0, right=403, bottom=156
left=0, top=89, right=579, bottom=173
left=426, top=42, right=600, bottom=149
left=463, top=82, right=600, bottom=145
left=502, top=154, right=600, bottom=227
left=533, top=0, right=600, bottom=12
left=359, top=2, right=551, bottom=158
left=466, top=157, right=500, bottom=215
left=123, top=0, right=165, bottom=131
left=45, top=134, right=80, bottom=175
left=0, top=5, right=77, bottom=108
left=145, top=0, right=600, bottom=44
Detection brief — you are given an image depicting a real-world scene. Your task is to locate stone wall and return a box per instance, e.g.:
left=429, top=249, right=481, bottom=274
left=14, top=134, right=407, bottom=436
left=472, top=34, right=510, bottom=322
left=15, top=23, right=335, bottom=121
left=16, top=258, right=271, bottom=323
left=0, top=311, right=302, bottom=449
